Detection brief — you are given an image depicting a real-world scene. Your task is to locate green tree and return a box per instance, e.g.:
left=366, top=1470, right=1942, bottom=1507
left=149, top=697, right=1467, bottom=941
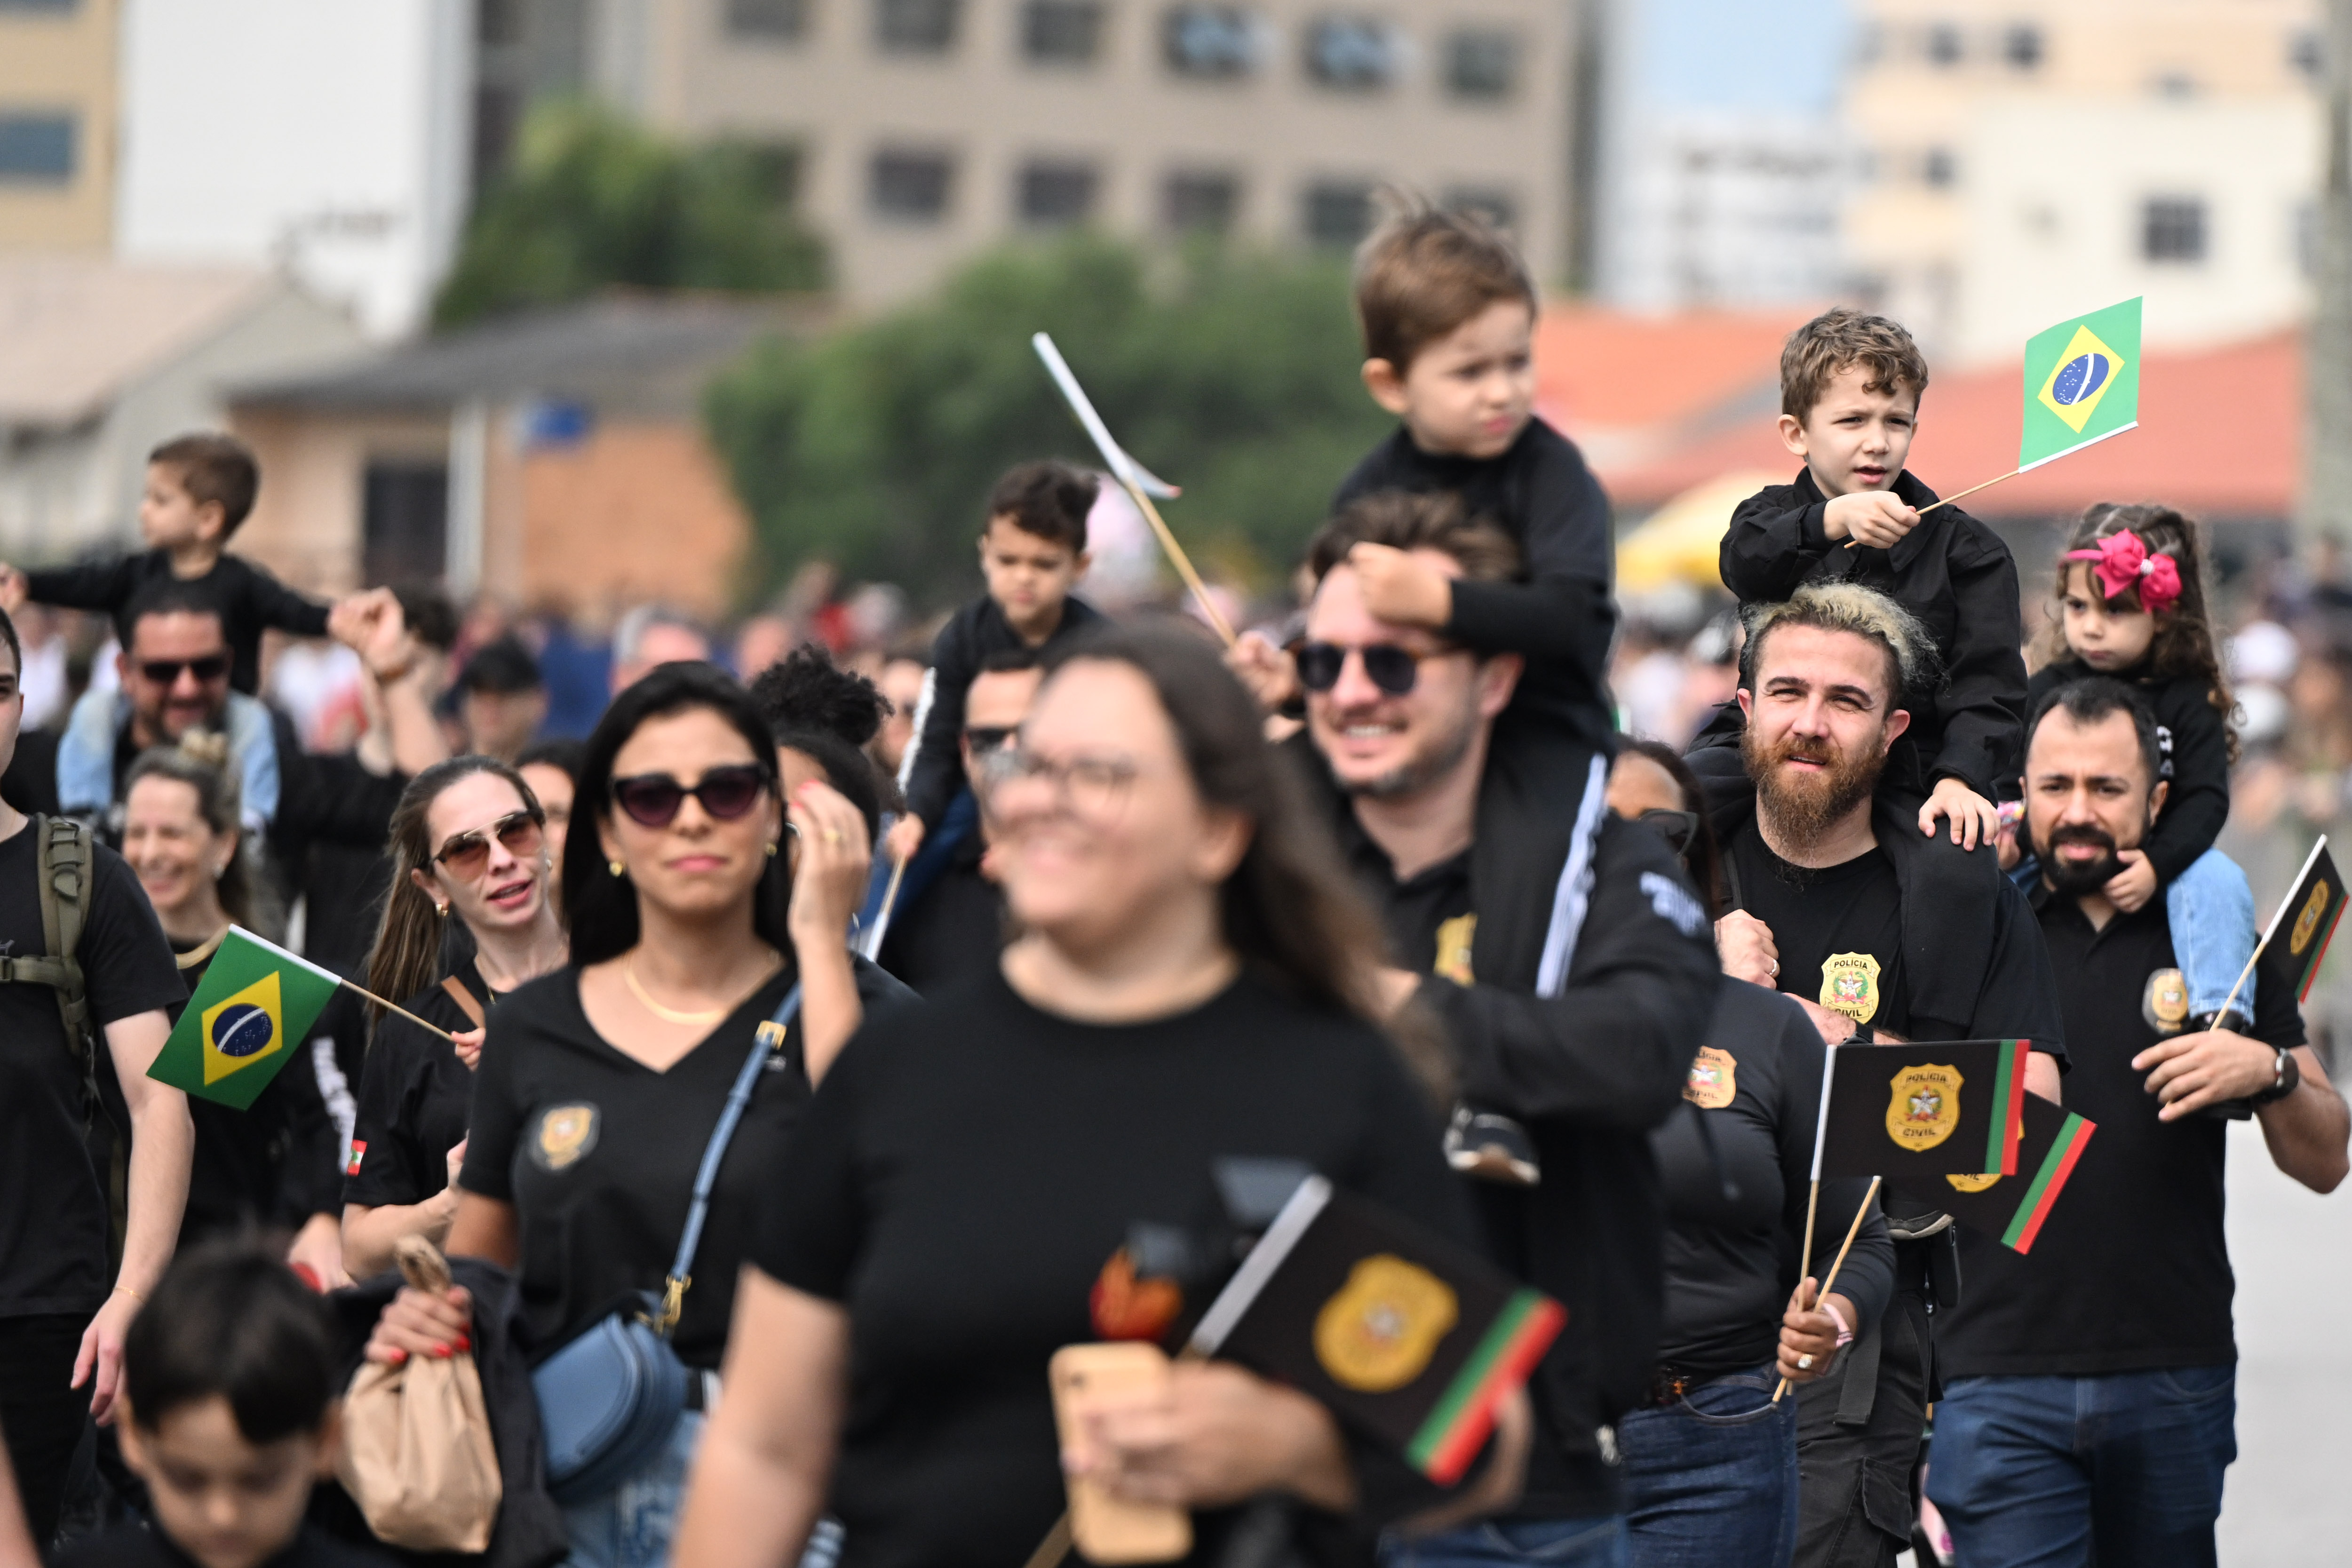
left=433, top=102, right=826, bottom=327
left=704, top=235, right=1391, bottom=608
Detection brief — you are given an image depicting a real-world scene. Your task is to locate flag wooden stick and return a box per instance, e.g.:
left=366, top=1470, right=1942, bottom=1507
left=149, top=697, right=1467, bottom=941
left=1117, top=474, right=1237, bottom=648
left=1793, top=1178, right=1821, bottom=1321
left=858, top=854, right=912, bottom=960
left=1843, top=467, right=2022, bottom=545
left=334, top=977, right=463, bottom=1046
left=1773, top=1175, right=1883, bottom=1403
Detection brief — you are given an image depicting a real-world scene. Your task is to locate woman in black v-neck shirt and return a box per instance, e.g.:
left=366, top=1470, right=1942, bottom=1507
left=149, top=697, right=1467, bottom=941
left=341, top=757, right=568, bottom=1279
left=673, top=624, right=1512, bottom=1568
left=365, top=663, right=906, bottom=1568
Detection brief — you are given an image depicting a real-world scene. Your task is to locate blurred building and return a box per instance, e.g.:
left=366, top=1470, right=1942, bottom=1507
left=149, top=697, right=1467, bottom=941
left=1845, top=0, right=2322, bottom=363
left=0, top=0, right=119, bottom=254
left=521, top=0, right=1584, bottom=304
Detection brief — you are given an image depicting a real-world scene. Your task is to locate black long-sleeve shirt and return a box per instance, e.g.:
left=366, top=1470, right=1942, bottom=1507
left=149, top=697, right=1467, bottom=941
left=1332, top=419, right=1618, bottom=756
left=900, top=592, right=1103, bottom=832
left=2023, top=659, right=2231, bottom=885
left=25, top=549, right=332, bottom=694
left=1717, top=467, right=2027, bottom=798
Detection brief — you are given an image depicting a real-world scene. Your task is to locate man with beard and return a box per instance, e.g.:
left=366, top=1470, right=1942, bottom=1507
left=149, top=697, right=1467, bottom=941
left=1923, top=677, right=2346, bottom=1567
left=1288, top=491, right=1721, bottom=1568
left=1706, top=582, right=2064, bottom=1568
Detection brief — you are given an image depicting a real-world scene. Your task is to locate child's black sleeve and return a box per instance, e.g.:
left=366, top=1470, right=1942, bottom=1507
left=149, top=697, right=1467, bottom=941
left=22, top=556, right=142, bottom=617
left=2142, top=679, right=2232, bottom=885
left=1928, top=525, right=2029, bottom=799
left=900, top=609, right=979, bottom=832
left=1719, top=484, right=1830, bottom=603
left=230, top=557, right=332, bottom=638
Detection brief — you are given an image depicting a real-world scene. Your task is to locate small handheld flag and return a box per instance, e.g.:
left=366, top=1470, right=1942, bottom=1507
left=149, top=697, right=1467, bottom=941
left=1892, top=1091, right=2096, bottom=1255
left=2256, top=838, right=2344, bottom=1006
left=1810, top=1039, right=2031, bottom=1182
left=148, top=927, right=342, bottom=1110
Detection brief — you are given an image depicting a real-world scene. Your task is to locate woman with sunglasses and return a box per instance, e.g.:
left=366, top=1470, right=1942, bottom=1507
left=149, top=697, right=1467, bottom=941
left=673, top=623, right=1522, bottom=1568
left=1605, top=740, right=1891, bottom=1568
left=342, top=756, right=567, bottom=1279
left=365, top=663, right=904, bottom=1568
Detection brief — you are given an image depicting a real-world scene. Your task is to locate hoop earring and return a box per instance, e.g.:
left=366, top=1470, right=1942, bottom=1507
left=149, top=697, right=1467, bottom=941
left=608, top=858, right=626, bottom=878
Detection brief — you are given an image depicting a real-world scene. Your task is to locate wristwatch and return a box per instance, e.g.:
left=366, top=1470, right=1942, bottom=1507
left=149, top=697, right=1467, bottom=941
left=2249, top=1046, right=2302, bottom=1106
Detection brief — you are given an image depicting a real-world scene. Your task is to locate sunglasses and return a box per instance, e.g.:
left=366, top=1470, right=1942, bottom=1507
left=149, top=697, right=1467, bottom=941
left=434, top=810, right=544, bottom=878
left=1635, top=808, right=1700, bottom=857
left=139, top=656, right=230, bottom=685
left=964, top=725, right=1017, bottom=760
left=1295, top=640, right=1450, bottom=697
left=611, top=764, right=771, bottom=828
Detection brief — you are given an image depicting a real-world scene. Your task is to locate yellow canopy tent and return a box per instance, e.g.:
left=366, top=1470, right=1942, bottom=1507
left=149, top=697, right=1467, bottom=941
left=1614, top=471, right=1784, bottom=594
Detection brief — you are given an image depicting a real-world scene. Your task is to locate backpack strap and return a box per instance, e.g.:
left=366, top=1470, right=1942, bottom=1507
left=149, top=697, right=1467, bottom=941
left=440, top=973, right=488, bottom=1029
left=0, top=815, right=95, bottom=1061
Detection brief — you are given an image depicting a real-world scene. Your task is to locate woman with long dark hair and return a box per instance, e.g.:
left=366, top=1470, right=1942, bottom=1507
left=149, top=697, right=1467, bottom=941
left=364, top=662, right=902, bottom=1568
left=672, top=623, right=1516, bottom=1568
left=341, top=756, right=567, bottom=1279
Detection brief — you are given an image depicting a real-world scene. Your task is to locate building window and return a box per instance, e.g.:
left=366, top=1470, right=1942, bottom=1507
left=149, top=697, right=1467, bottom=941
left=1163, top=169, right=1239, bottom=231
left=1924, top=24, right=1962, bottom=66
left=727, top=0, right=809, bottom=39
left=1446, top=187, right=1516, bottom=232
left=1445, top=28, right=1516, bottom=100
left=1022, top=0, right=1102, bottom=61
left=1303, top=16, right=1396, bottom=90
left=1018, top=159, right=1099, bottom=224
left=362, top=462, right=450, bottom=589
left=2292, top=29, right=2325, bottom=81
left=2143, top=196, right=2207, bottom=263
left=2002, top=23, right=2042, bottom=70
left=871, top=149, right=954, bottom=219
left=1302, top=180, right=1374, bottom=247
left=1163, top=5, right=1257, bottom=78
left=0, top=114, right=74, bottom=182
left=0, top=0, right=79, bottom=11
left=875, top=0, right=958, bottom=53
left=1921, top=147, right=1955, bottom=188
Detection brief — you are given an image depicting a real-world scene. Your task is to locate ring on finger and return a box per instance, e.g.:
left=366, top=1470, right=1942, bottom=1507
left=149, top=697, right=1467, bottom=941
left=823, top=828, right=844, bottom=846
left=1796, top=1353, right=1814, bottom=1370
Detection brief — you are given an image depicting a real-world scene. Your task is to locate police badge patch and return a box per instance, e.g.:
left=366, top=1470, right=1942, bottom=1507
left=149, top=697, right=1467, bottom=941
left=1684, top=1046, right=1737, bottom=1109
left=531, top=1103, right=601, bottom=1172
left=2143, top=967, right=2191, bottom=1035
left=1312, top=1254, right=1460, bottom=1393
left=1885, top=1063, right=1963, bottom=1152
left=1820, top=952, right=1882, bottom=1024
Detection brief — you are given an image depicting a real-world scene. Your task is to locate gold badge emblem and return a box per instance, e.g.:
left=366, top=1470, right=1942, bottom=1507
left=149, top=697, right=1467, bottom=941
left=2291, top=881, right=2331, bottom=956
left=1947, top=1172, right=2003, bottom=1194
left=1684, top=1047, right=1737, bottom=1110
left=2143, top=967, right=2190, bottom=1035
left=1820, top=953, right=1882, bottom=1024
left=1433, top=913, right=1478, bottom=987
left=532, top=1103, right=600, bottom=1172
left=1885, top=1063, right=1963, bottom=1152
left=1313, top=1254, right=1459, bottom=1393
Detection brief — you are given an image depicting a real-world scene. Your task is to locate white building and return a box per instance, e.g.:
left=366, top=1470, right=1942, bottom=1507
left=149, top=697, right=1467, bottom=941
left=113, top=0, right=474, bottom=339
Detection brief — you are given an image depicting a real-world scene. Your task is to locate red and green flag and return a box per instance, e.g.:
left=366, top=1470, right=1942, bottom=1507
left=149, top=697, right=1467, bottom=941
left=147, top=927, right=342, bottom=1110
left=1894, top=1091, right=2097, bottom=1254
left=1810, top=1039, right=2032, bottom=1181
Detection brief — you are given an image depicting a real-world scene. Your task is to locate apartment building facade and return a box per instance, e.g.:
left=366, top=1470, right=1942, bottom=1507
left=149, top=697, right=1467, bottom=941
left=0, top=0, right=117, bottom=254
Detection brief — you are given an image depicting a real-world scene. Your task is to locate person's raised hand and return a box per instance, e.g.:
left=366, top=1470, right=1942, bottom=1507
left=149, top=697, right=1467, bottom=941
left=883, top=813, right=925, bottom=869
left=1074, top=1360, right=1353, bottom=1513
left=1715, top=910, right=1781, bottom=989
left=451, top=1026, right=484, bottom=1072
left=1919, top=777, right=1999, bottom=851
left=788, top=780, right=871, bottom=946
left=366, top=1283, right=472, bottom=1366
left=2103, top=849, right=2160, bottom=914
left=1226, top=630, right=1300, bottom=714
left=2133, top=1027, right=2284, bottom=1121
left=1823, top=492, right=1920, bottom=551
left=1776, top=1280, right=1855, bottom=1385
left=1347, top=543, right=1452, bottom=629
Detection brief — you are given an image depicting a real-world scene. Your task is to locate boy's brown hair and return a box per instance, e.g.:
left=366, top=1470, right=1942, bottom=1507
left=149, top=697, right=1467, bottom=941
left=1305, top=491, right=1523, bottom=588
left=149, top=433, right=261, bottom=537
left=985, top=460, right=1097, bottom=554
left=1780, top=307, right=1930, bottom=421
left=1353, top=196, right=1537, bottom=372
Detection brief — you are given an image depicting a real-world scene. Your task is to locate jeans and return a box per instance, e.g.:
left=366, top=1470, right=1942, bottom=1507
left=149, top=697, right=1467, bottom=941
left=1617, top=1367, right=1795, bottom=1568
left=1924, top=1366, right=2237, bottom=1568
left=562, top=1411, right=703, bottom=1568
left=2167, top=850, right=2257, bottom=1019
left=1383, top=1514, right=1628, bottom=1568
left=0, top=1313, right=90, bottom=1548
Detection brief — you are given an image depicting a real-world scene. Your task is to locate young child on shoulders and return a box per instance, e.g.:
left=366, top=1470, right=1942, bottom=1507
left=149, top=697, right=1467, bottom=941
left=884, top=460, right=1101, bottom=868
left=54, top=1241, right=389, bottom=1568
left=2016, top=502, right=2254, bottom=1027
left=1700, top=308, right=2029, bottom=849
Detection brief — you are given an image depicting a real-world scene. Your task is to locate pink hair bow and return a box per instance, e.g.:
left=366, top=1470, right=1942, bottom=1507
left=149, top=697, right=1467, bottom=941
left=2066, top=529, right=2181, bottom=615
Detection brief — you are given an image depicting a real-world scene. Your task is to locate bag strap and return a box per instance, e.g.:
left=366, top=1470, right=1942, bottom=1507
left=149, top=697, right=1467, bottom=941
left=653, top=982, right=802, bottom=1337
left=18, top=814, right=92, bottom=1061
left=440, top=973, right=488, bottom=1029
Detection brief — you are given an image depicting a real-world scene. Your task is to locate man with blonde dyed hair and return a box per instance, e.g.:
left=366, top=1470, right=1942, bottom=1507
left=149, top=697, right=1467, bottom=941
left=1704, top=582, right=2063, bottom=1568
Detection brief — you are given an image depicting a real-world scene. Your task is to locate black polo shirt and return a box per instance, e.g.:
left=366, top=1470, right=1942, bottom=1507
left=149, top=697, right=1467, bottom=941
left=1933, top=883, right=2306, bottom=1378
left=1726, top=826, right=1913, bottom=1038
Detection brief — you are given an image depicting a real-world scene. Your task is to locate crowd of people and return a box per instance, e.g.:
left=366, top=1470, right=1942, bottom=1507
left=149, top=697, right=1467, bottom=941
left=0, top=198, right=2345, bottom=1568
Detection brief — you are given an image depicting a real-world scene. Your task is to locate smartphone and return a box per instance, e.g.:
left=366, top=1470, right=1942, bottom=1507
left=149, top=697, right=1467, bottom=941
left=1047, top=1342, right=1193, bottom=1564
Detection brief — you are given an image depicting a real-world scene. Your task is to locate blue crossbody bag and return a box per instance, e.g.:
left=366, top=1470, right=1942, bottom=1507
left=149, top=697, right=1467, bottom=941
left=532, top=984, right=801, bottom=1503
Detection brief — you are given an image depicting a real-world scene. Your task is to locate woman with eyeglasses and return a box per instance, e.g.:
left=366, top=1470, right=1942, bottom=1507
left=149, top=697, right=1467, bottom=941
left=364, top=663, right=904, bottom=1568
left=1605, top=740, right=1892, bottom=1568
left=673, top=623, right=1521, bottom=1568
left=341, top=756, right=568, bottom=1279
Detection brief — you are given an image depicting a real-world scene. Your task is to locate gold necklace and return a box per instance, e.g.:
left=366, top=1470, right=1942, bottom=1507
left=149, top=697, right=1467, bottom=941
left=623, top=951, right=781, bottom=1026
left=175, top=926, right=230, bottom=970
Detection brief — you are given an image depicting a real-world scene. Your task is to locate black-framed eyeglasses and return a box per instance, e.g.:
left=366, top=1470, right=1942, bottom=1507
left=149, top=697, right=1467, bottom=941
left=139, top=656, right=230, bottom=686
left=1636, top=808, right=1700, bottom=856
left=981, top=748, right=1139, bottom=816
left=434, top=810, right=545, bottom=878
left=1295, top=640, right=1452, bottom=697
left=964, top=725, right=1017, bottom=761
left=610, top=764, right=771, bottom=828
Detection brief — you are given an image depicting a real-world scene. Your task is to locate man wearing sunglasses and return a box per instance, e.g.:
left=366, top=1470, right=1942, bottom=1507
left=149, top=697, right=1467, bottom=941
left=1283, top=493, right=1720, bottom=1568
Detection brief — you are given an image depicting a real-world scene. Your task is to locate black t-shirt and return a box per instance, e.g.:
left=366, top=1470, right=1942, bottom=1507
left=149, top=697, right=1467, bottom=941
left=873, top=836, right=1007, bottom=996
left=1727, top=825, right=1913, bottom=1038
left=344, top=962, right=494, bottom=1210
left=754, top=968, right=1474, bottom=1568
left=1933, top=889, right=2307, bottom=1378
left=0, top=823, right=182, bottom=1317
left=56, top=1521, right=393, bottom=1568
left=461, top=959, right=907, bottom=1369
left=1650, top=979, right=1893, bottom=1377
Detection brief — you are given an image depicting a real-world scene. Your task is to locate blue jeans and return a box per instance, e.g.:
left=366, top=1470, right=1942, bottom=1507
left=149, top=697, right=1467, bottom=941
left=1383, top=1515, right=1628, bottom=1568
left=562, top=1411, right=703, bottom=1568
left=2168, top=850, right=2256, bottom=1019
left=1925, top=1366, right=2237, bottom=1568
left=1617, top=1367, right=1796, bottom=1568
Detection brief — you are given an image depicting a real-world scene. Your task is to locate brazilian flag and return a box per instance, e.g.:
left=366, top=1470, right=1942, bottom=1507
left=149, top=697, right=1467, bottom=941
left=2019, top=298, right=2142, bottom=471
left=148, top=927, right=342, bottom=1110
